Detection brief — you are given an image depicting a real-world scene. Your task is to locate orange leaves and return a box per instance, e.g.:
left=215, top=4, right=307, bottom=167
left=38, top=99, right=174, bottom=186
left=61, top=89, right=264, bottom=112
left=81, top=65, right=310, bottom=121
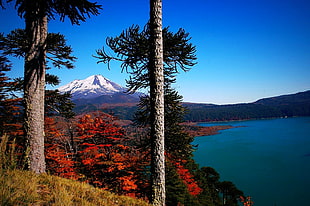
left=94, top=153, right=105, bottom=159
left=44, top=117, right=64, bottom=138
left=116, top=144, right=129, bottom=150
left=4, top=123, right=23, bottom=136
left=45, top=143, right=79, bottom=180
left=81, top=158, right=95, bottom=166
left=74, top=112, right=141, bottom=195
left=98, top=144, right=113, bottom=147
left=174, top=160, right=202, bottom=196
left=119, top=175, right=138, bottom=191
left=81, top=142, right=95, bottom=146
left=0, top=98, right=23, bottom=136
left=43, top=112, right=150, bottom=198
left=45, top=117, right=80, bottom=180
left=76, top=112, right=124, bottom=143
left=240, top=196, right=254, bottom=206
left=82, top=146, right=99, bottom=152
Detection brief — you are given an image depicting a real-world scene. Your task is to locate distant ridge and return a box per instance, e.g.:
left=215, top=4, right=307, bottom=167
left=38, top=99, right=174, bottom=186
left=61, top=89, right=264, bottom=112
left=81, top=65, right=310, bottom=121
left=59, top=76, right=310, bottom=121
left=68, top=79, right=310, bottom=121
left=183, top=90, right=310, bottom=122
left=254, top=90, right=310, bottom=105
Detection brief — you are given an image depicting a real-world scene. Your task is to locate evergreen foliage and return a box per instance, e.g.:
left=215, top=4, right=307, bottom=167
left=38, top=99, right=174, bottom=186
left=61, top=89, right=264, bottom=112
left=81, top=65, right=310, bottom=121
left=45, top=90, right=75, bottom=119
left=0, top=29, right=76, bottom=118
left=165, top=161, right=191, bottom=206
left=0, top=0, right=102, bottom=25
left=95, top=23, right=199, bottom=205
left=95, top=24, right=197, bottom=93
left=0, top=33, right=12, bottom=101
left=0, top=33, right=23, bottom=137
left=2, top=28, right=77, bottom=69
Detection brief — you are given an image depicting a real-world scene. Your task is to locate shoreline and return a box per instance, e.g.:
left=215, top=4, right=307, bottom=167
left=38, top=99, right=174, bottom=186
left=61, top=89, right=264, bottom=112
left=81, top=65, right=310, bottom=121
left=182, top=123, right=238, bottom=137
left=188, top=115, right=308, bottom=124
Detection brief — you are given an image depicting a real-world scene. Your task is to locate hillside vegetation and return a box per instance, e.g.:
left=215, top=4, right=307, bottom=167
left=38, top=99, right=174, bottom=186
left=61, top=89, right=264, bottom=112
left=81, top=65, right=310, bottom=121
left=72, top=90, right=310, bottom=122
left=0, top=169, right=150, bottom=206
left=184, top=90, right=310, bottom=122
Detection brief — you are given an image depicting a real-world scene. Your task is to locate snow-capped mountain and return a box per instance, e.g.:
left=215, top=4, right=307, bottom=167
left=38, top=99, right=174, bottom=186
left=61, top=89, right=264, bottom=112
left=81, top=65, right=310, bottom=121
left=58, top=75, right=126, bottom=99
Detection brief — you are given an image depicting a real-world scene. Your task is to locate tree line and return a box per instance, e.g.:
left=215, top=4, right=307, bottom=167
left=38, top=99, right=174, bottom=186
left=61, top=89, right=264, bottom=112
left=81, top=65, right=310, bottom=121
left=183, top=95, right=310, bottom=122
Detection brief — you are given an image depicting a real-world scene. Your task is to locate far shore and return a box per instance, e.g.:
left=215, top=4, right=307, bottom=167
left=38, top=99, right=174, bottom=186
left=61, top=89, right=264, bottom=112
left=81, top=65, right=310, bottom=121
left=187, top=116, right=301, bottom=124
left=182, top=122, right=240, bottom=137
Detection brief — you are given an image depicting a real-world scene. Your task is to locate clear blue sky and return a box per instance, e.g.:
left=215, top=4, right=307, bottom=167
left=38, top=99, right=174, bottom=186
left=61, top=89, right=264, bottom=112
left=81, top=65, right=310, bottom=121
left=1, top=0, right=309, bottom=104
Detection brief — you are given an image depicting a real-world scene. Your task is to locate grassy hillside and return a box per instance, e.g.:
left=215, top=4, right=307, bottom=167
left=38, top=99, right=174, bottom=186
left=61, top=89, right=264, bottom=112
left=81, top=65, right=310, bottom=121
left=0, top=169, right=150, bottom=206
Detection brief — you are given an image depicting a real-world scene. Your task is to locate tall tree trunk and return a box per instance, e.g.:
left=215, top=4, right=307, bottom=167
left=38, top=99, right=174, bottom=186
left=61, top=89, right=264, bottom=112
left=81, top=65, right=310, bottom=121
left=149, top=0, right=165, bottom=205
left=24, top=0, right=47, bottom=174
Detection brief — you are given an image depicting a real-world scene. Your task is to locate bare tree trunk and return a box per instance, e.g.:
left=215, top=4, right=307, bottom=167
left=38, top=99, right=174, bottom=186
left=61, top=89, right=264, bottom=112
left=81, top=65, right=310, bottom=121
left=149, top=0, right=165, bottom=205
left=24, top=1, right=47, bottom=174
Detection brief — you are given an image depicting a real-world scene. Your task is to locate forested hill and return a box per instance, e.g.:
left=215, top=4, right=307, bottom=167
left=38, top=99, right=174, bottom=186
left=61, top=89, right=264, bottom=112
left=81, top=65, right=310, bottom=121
left=183, top=90, right=310, bottom=122
left=73, top=90, right=310, bottom=122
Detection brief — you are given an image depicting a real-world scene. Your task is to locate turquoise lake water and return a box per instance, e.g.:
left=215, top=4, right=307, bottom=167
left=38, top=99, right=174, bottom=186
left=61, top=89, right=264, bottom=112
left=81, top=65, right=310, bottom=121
left=193, top=117, right=310, bottom=206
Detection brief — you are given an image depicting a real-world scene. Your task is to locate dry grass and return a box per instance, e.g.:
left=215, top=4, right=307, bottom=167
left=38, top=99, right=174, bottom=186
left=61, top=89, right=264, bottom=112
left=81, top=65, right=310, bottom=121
left=0, top=169, right=150, bottom=206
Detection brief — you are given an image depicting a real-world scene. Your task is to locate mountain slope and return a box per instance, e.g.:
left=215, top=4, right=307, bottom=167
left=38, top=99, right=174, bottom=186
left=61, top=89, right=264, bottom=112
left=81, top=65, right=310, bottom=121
left=254, top=90, right=310, bottom=105
left=58, top=75, right=126, bottom=99
left=58, top=74, right=141, bottom=119
left=73, top=92, right=140, bottom=119
left=183, top=90, right=310, bottom=122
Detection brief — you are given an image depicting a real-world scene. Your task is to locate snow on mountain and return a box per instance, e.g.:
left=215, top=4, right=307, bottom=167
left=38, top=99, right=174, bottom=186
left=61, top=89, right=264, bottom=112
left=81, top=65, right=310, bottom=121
left=58, top=75, right=126, bottom=99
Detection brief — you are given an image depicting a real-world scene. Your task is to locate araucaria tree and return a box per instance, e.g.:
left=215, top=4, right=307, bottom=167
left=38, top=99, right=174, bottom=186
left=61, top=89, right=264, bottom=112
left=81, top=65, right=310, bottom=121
left=97, top=24, right=196, bottom=206
left=95, top=1, right=196, bottom=204
left=95, top=16, right=196, bottom=206
left=0, top=0, right=101, bottom=173
left=149, top=0, right=165, bottom=205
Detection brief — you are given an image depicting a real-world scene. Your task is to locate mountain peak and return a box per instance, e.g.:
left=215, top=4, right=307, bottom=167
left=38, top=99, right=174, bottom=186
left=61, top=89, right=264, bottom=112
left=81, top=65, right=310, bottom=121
left=58, top=74, right=126, bottom=99
left=93, top=75, right=101, bottom=86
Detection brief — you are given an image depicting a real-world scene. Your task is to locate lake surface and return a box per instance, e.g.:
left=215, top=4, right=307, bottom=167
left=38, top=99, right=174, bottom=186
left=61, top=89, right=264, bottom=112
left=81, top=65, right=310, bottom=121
left=193, top=117, right=310, bottom=206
